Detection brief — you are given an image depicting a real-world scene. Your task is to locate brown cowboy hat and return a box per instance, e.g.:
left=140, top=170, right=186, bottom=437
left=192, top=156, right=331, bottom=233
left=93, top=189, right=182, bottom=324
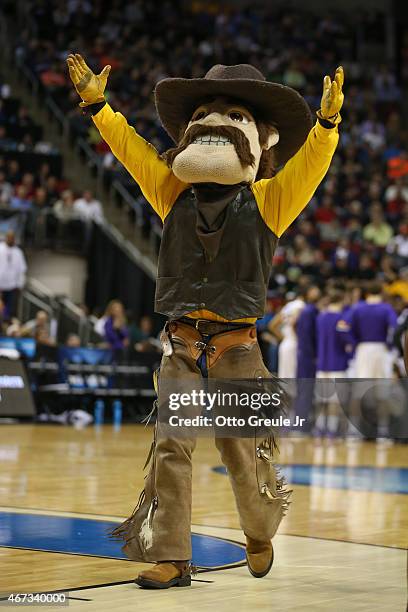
left=155, top=64, right=313, bottom=167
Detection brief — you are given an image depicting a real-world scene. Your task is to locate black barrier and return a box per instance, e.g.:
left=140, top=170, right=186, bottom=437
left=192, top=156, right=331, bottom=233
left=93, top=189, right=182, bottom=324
left=0, top=357, right=36, bottom=417
left=85, top=222, right=162, bottom=329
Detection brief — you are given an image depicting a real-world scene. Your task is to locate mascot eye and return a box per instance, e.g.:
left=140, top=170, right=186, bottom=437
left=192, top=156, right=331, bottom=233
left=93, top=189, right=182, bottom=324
left=229, top=111, right=248, bottom=123
left=193, top=111, right=206, bottom=121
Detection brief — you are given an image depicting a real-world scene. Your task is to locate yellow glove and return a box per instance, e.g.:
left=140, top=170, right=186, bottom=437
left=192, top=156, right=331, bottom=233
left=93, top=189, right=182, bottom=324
left=66, top=53, right=111, bottom=107
left=317, top=66, right=344, bottom=125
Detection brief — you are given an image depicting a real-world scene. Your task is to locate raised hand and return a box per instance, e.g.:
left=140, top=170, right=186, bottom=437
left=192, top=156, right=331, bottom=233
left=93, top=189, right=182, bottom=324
left=66, top=53, right=111, bottom=107
left=319, top=66, right=344, bottom=124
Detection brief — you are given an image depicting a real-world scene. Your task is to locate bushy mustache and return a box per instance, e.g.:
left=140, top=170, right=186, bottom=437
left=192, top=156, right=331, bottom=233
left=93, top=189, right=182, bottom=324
left=162, top=124, right=255, bottom=168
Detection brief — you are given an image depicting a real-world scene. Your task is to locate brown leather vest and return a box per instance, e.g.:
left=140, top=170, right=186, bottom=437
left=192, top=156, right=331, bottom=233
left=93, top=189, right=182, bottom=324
left=155, top=186, right=278, bottom=320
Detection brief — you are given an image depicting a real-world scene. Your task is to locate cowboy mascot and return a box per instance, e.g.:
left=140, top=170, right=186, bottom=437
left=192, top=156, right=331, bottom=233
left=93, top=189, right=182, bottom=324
left=67, top=54, right=344, bottom=589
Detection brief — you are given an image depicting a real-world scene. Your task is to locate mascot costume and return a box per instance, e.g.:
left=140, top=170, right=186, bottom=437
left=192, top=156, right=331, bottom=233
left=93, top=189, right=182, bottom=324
left=67, top=54, right=344, bottom=589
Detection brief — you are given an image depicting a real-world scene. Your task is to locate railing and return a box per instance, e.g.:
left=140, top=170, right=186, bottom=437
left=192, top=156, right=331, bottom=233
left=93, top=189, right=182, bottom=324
left=25, top=278, right=59, bottom=309
left=19, top=289, right=57, bottom=338
left=111, top=179, right=144, bottom=228
left=21, top=278, right=102, bottom=346
left=45, top=96, right=69, bottom=141
left=0, top=7, right=158, bottom=279
left=100, top=219, right=157, bottom=279
left=56, top=297, right=96, bottom=345
left=76, top=137, right=104, bottom=192
left=2, top=49, right=159, bottom=271
left=28, top=65, right=157, bottom=266
left=15, top=58, right=40, bottom=98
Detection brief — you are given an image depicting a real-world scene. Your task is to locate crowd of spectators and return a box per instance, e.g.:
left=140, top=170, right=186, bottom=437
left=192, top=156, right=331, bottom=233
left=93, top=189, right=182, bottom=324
left=93, top=300, right=160, bottom=353
left=0, top=290, right=160, bottom=356
left=8, top=1, right=407, bottom=300
left=0, top=80, right=104, bottom=247
left=0, top=303, right=57, bottom=346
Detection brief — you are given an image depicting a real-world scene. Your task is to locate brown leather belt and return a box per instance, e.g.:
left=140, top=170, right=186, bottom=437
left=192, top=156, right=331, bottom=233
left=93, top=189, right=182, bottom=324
left=178, top=316, right=253, bottom=336
left=167, top=320, right=257, bottom=368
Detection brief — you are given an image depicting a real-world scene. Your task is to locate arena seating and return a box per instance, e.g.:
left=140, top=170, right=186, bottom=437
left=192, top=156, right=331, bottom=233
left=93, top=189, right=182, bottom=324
left=5, top=1, right=406, bottom=302
left=0, top=335, right=158, bottom=421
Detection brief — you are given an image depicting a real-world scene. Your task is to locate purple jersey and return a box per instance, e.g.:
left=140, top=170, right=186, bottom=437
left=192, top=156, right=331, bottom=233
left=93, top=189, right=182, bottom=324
left=348, top=301, right=397, bottom=344
left=296, top=303, right=318, bottom=377
left=316, top=310, right=349, bottom=372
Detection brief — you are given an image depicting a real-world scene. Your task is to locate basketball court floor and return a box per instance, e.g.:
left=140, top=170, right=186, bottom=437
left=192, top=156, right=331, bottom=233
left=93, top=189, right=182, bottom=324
left=0, top=424, right=406, bottom=611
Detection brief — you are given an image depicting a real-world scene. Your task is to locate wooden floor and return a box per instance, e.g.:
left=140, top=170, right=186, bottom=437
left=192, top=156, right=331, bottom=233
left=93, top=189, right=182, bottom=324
left=0, top=424, right=406, bottom=611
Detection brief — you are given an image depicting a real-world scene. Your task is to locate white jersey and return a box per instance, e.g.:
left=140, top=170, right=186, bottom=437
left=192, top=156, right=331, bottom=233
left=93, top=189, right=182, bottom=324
left=278, top=298, right=304, bottom=379
left=280, top=298, right=305, bottom=342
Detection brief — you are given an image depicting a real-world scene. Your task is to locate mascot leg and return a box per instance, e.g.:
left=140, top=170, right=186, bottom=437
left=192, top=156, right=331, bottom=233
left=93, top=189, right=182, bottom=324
left=111, top=342, right=201, bottom=588
left=215, top=435, right=289, bottom=577
left=210, top=341, right=291, bottom=578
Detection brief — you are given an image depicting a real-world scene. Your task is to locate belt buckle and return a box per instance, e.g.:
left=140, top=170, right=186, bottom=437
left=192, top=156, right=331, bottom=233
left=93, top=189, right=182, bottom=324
left=195, top=319, right=209, bottom=334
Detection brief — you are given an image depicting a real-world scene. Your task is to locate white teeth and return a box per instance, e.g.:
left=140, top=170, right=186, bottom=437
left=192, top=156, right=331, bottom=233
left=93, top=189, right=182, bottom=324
left=192, top=135, right=232, bottom=146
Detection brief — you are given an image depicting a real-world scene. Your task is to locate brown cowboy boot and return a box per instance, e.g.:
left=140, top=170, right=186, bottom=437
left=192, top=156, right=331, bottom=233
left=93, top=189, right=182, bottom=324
left=135, top=561, right=192, bottom=589
left=245, top=536, right=274, bottom=578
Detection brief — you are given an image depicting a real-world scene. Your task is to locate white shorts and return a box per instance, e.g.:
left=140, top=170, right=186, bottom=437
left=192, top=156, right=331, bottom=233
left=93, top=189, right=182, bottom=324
left=316, top=371, right=347, bottom=379
left=315, top=372, right=347, bottom=403
left=278, top=338, right=297, bottom=379
left=354, top=342, right=392, bottom=378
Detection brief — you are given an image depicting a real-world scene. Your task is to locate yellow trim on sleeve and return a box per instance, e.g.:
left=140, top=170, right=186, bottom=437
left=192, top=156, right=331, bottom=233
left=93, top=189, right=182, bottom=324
left=92, top=103, right=188, bottom=221
left=252, top=120, right=339, bottom=237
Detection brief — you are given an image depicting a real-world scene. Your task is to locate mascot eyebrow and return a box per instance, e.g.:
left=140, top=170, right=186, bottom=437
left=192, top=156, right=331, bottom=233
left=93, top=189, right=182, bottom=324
left=162, top=96, right=278, bottom=180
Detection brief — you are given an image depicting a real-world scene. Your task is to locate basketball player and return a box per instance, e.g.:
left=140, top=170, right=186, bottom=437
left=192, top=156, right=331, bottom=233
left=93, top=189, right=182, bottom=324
left=315, top=289, right=350, bottom=436
left=344, top=282, right=397, bottom=379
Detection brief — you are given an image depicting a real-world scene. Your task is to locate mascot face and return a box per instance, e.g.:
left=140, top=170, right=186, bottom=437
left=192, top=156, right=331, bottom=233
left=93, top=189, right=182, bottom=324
left=169, top=98, right=279, bottom=185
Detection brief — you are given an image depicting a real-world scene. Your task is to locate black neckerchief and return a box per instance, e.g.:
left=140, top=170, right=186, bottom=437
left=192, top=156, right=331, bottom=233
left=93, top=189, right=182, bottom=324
left=192, top=182, right=246, bottom=262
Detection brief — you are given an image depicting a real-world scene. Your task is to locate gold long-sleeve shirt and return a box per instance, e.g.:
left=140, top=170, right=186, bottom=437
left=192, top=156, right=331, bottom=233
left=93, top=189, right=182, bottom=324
left=93, top=103, right=339, bottom=322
